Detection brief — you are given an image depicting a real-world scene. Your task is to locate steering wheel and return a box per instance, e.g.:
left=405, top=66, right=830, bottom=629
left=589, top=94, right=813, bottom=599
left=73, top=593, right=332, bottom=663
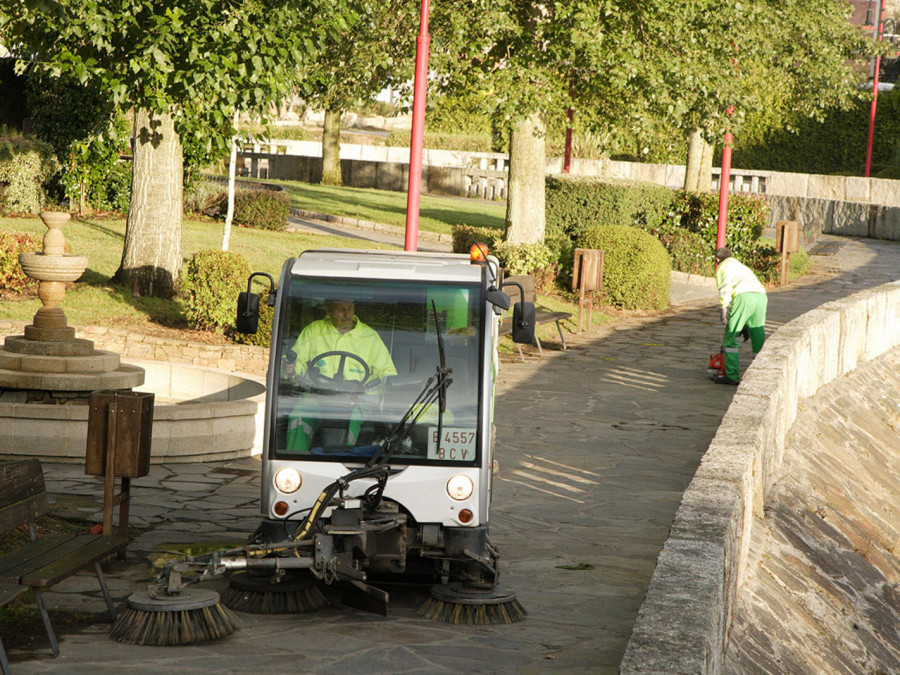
left=305, top=350, right=372, bottom=391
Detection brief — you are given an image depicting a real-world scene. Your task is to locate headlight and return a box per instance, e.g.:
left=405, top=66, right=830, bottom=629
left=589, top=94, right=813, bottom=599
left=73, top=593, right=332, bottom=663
left=274, top=468, right=302, bottom=494
left=446, top=474, right=474, bottom=501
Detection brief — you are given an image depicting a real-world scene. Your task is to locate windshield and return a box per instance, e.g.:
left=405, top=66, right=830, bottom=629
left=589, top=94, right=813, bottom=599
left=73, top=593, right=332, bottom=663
left=270, top=277, right=483, bottom=466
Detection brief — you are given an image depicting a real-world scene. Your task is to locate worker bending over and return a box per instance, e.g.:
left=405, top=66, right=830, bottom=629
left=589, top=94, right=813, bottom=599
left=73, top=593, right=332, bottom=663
left=714, top=247, right=767, bottom=385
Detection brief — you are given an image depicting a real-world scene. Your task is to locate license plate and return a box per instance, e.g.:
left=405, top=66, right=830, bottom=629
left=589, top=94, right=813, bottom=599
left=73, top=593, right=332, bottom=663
left=427, top=427, right=477, bottom=461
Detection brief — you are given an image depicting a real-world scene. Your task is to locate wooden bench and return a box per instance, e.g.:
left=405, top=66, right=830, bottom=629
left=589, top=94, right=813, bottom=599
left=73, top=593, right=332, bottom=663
left=0, top=459, right=127, bottom=666
left=499, top=274, right=572, bottom=361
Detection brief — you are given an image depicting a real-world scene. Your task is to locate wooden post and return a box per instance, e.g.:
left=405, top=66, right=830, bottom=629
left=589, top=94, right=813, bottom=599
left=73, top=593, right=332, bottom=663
left=102, top=401, right=117, bottom=536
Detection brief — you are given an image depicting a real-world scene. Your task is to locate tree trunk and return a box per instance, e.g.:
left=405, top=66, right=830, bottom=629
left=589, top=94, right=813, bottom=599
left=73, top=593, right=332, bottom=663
left=222, top=110, right=239, bottom=252
left=700, top=138, right=713, bottom=193
left=684, top=129, right=714, bottom=193
left=505, top=112, right=546, bottom=244
left=115, top=108, right=183, bottom=298
left=321, top=108, right=343, bottom=186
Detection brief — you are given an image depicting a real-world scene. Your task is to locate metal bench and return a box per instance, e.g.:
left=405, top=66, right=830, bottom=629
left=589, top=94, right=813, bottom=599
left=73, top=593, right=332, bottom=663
left=499, top=274, right=571, bottom=361
left=0, top=459, right=127, bottom=669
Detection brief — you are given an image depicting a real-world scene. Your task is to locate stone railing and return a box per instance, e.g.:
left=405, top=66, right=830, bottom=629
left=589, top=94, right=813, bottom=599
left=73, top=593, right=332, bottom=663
left=236, top=141, right=900, bottom=240
left=619, top=279, right=900, bottom=673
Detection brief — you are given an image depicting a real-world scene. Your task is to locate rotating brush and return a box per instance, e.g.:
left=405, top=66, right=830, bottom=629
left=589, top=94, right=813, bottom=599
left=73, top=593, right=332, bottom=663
left=221, top=570, right=329, bottom=614
left=109, top=587, right=240, bottom=646
left=417, top=583, right=527, bottom=625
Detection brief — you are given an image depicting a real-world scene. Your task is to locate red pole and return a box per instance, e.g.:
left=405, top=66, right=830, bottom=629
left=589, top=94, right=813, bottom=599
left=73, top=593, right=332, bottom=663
left=716, top=127, right=733, bottom=251
left=405, top=0, right=431, bottom=252
left=865, top=1, right=885, bottom=178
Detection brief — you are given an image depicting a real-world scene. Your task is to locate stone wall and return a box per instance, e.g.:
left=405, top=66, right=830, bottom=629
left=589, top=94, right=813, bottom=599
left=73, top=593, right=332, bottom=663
left=619, top=280, right=900, bottom=673
left=0, top=321, right=270, bottom=378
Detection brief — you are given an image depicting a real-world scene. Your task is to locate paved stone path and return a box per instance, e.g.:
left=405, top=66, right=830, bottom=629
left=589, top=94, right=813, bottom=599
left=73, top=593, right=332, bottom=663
left=5, top=235, right=899, bottom=673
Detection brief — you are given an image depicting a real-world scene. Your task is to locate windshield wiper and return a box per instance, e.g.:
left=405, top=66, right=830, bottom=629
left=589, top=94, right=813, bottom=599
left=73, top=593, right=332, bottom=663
left=365, top=299, right=451, bottom=468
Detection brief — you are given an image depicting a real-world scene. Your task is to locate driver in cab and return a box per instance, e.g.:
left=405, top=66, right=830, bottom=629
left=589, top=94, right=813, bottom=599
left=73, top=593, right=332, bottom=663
left=285, top=298, right=396, bottom=452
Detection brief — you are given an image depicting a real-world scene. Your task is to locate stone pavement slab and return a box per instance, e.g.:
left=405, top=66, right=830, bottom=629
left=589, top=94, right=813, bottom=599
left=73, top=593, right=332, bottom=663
left=3, top=234, right=898, bottom=673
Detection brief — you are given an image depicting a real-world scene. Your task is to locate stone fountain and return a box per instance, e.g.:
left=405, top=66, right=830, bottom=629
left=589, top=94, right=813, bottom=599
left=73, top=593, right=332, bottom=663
left=0, top=210, right=144, bottom=402
left=0, top=212, right=265, bottom=463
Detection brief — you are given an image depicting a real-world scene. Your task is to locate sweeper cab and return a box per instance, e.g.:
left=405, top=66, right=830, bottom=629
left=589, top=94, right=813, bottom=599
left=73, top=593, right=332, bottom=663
left=230, top=246, right=533, bottom=619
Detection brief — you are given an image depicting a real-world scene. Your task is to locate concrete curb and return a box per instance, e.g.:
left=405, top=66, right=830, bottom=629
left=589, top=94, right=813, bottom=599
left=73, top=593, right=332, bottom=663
left=620, top=279, right=900, bottom=674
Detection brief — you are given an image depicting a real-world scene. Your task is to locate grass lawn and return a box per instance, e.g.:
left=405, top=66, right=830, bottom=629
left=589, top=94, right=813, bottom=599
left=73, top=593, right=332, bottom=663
left=0, top=204, right=607, bottom=347
left=258, top=178, right=507, bottom=235
left=0, top=215, right=398, bottom=331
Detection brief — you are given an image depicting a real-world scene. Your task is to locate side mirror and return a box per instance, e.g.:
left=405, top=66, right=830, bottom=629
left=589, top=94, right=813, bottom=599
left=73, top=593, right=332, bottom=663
left=235, top=271, right=276, bottom=335
left=236, top=292, right=260, bottom=334
left=511, top=301, right=536, bottom=344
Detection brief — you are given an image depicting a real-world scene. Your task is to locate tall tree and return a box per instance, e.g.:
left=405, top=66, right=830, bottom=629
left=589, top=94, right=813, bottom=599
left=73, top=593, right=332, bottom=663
left=433, top=1, right=875, bottom=241
left=297, top=0, right=416, bottom=187
left=0, top=0, right=345, bottom=297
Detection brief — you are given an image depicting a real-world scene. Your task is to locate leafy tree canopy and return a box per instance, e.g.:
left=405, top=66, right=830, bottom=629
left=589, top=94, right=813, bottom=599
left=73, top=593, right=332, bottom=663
left=0, top=0, right=350, bottom=155
left=297, top=0, right=417, bottom=112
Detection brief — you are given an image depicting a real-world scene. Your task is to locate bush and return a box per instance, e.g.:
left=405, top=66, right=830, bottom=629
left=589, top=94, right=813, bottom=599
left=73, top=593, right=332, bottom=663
left=233, top=189, right=290, bottom=230
left=184, top=180, right=227, bottom=217
left=182, top=250, right=251, bottom=332
left=658, top=225, right=715, bottom=276
left=0, top=139, right=60, bottom=214
left=492, top=241, right=557, bottom=291
left=230, top=287, right=275, bottom=347
left=0, top=231, right=41, bottom=297
left=545, top=176, right=677, bottom=243
left=669, top=191, right=769, bottom=264
left=575, top=225, right=671, bottom=310
left=451, top=224, right=504, bottom=254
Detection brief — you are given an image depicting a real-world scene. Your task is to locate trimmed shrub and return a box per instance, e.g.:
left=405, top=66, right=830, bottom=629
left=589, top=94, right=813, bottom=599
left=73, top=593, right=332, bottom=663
left=545, top=175, right=677, bottom=243
left=575, top=225, right=671, bottom=310
left=233, top=189, right=290, bottom=230
left=0, top=139, right=60, bottom=214
left=451, top=224, right=504, bottom=254
left=230, top=287, right=275, bottom=347
left=0, top=231, right=41, bottom=297
left=182, top=250, right=251, bottom=332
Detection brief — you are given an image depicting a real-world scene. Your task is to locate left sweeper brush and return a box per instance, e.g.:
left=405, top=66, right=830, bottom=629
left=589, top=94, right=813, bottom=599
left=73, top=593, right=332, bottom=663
left=110, top=566, right=240, bottom=646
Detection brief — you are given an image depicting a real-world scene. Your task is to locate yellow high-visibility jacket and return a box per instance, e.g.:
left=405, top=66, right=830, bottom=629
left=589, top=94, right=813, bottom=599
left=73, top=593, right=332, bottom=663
left=716, top=257, right=766, bottom=309
left=291, top=317, right=397, bottom=381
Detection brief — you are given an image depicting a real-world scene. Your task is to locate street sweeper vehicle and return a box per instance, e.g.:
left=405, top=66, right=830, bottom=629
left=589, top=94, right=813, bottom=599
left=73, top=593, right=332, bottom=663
left=110, top=246, right=536, bottom=644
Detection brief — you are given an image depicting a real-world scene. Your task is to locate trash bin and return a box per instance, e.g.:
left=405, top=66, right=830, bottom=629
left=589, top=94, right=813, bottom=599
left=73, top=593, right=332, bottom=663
left=85, top=390, right=154, bottom=479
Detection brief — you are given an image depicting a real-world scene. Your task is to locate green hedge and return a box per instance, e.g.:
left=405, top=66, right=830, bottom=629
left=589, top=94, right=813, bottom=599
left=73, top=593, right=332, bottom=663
left=733, top=88, right=900, bottom=175
left=451, top=224, right=504, bottom=254
left=0, top=231, right=41, bottom=297
left=576, top=225, right=671, bottom=310
left=546, top=176, right=771, bottom=280
left=545, top=176, right=677, bottom=242
left=233, top=189, right=290, bottom=231
left=0, top=139, right=60, bottom=214
left=182, top=249, right=251, bottom=332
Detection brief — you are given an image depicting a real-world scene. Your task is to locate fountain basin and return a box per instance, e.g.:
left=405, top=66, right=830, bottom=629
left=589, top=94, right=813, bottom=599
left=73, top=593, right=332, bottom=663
left=18, top=252, right=88, bottom=282
left=0, top=360, right=266, bottom=463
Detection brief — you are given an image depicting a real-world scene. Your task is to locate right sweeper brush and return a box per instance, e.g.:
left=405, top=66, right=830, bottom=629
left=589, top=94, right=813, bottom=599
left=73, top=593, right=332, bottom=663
left=221, top=570, right=329, bottom=614
left=418, top=583, right=527, bottom=625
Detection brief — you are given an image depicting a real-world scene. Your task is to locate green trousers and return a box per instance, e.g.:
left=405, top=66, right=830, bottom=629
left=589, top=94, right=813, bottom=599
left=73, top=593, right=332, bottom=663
left=723, top=292, right=767, bottom=382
